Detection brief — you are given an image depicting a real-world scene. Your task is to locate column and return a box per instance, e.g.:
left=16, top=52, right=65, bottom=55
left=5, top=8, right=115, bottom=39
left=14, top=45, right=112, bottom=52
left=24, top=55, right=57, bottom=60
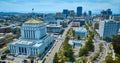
left=18, top=47, right=20, bottom=54
left=28, top=30, right=29, bottom=39
left=10, top=46, right=12, bottom=53
left=23, top=48, right=25, bottom=54
left=31, top=31, right=32, bottom=39
left=32, top=30, right=34, bottom=39
left=25, top=31, right=27, bottom=39
left=20, top=47, right=22, bottom=54
left=32, top=48, right=33, bottom=56
left=36, top=49, right=37, bottom=55
left=15, top=47, right=17, bottom=53
left=32, top=48, right=34, bottom=55
left=29, top=30, right=31, bottom=38
left=26, top=48, right=28, bottom=55
left=24, top=30, right=26, bottom=39
left=22, top=47, right=24, bottom=54
left=34, top=48, right=36, bottom=56
left=13, top=46, right=14, bottom=53
left=25, top=30, right=26, bottom=39
left=33, top=31, right=35, bottom=39
left=25, top=30, right=28, bottom=38
left=30, top=30, right=31, bottom=39
left=27, top=31, right=28, bottom=39
left=11, top=45, right=13, bottom=53
left=30, top=30, right=32, bottom=39
left=29, top=48, right=31, bottom=56
left=25, top=48, right=27, bottom=54
left=12, top=46, right=14, bottom=53
left=33, top=48, right=35, bottom=55
left=16, top=47, right=19, bottom=54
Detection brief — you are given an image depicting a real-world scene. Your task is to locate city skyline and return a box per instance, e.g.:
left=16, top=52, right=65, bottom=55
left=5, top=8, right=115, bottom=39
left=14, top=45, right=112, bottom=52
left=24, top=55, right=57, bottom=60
left=0, top=0, right=120, bottom=14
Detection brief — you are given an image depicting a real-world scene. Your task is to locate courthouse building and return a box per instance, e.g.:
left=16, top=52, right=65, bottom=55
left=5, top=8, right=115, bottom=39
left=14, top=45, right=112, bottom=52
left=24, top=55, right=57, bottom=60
left=8, top=19, right=55, bottom=57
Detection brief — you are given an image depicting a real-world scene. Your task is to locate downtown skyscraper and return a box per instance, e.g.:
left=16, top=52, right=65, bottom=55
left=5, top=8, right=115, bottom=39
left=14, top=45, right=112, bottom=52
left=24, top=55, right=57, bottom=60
left=77, top=6, right=82, bottom=16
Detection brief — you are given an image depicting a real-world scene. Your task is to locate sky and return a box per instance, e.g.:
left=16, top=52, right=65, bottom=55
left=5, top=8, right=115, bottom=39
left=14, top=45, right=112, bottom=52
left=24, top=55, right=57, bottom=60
left=0, top=0, right=120, bottom=14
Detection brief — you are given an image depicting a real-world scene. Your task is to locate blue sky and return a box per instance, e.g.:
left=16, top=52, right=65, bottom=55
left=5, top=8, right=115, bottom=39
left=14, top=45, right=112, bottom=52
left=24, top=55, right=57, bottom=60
left=0, top=0, right=120, bottom=14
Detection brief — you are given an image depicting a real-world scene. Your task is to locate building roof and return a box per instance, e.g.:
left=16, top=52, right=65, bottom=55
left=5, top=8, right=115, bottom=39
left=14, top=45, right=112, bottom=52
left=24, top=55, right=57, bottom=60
left=47, top=24, right=62, bottom=28
left=11, top=39, right=43, bottom=47
left=25, top=19, right=43, bottom=24
left=74, top=27, right=87, bottom=32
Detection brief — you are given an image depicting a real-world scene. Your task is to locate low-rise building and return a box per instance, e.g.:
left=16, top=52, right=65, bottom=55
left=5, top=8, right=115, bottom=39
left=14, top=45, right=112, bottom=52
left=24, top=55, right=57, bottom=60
left=69, top=40, right=84, bottom=48
left=92, top=22, right=99, bottom=29
left=46, top=24, right=63, bottom=34
left=72, top=22, right=80, bottom=27
left=73, top=18, right=85, bottom=26
left=74, top=27, right=87, bottom=38
left=0, top=27, right=11, bottom=33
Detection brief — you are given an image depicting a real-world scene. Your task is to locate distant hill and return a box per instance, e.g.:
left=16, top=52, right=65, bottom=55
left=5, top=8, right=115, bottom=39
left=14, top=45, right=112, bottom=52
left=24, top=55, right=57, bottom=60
left=0, top=12, right=24, bottom=15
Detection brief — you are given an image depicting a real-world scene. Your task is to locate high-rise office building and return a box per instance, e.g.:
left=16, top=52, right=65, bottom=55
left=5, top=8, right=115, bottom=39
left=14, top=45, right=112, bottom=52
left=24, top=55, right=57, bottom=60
left=69, top=10, right=75, bottom=17
left=101, top=9, right=112, bottom=19
left=62, top=9, right=69, bottom=17
left=99, top=20, right=120, bottom=39
left=83, top=12, right=87, bottom=17
left=77, top=6, right=82, bottom=16
left=88, top=11, right=92, bottom=16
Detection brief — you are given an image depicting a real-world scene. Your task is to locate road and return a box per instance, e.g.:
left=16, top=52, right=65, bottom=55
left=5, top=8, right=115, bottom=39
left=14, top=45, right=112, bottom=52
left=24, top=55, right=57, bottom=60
left=87, top=34, right=110, bottom=63
left=93, top=35, right=110, bottom=63
left=87, top=35, right=100, bottom=61
left=95, top=40, right=110, bottom=63
left=43, top=22, right=72, bottom=63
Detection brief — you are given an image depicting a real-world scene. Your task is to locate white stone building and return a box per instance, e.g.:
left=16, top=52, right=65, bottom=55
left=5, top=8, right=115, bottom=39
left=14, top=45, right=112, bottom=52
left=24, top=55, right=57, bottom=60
left=8, top=19, right=55, bottom=57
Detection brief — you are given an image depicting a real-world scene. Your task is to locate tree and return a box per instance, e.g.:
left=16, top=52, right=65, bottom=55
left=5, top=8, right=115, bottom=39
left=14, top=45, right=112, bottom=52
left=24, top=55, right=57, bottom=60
left=72, top=30, right=75, bottom=37
left=85, top=39, right=94, bottom=51
left=99, top=43, right=103, bottom=52
left=112, top=35, right=120, bottom=54
left=4, top=49, right=10, bottom=54
left=37, top=54, right=42, bottom=57
left=105, top=54, right=114, bottom=63
left=5, top=28, right=13, bottom=33
left=13, top=28, right=20, bottom=34
left=53, top=53, right=59, bottom=63
left=104, top=37, right=111, bottom=42
left=78, top=36, right=81, bottom=40
left=57, top=28, right=74, bottom=62
left=45, top=47, right=48, bottom=51
left=1, top=54, right=6, bottom=60
left=79, top=46, right=89, bottom=56
left=76, top=56, right=88, bottom=63
left=62, top=43, right=74, bottom=61
left=114, top=54, right=120, bottom=63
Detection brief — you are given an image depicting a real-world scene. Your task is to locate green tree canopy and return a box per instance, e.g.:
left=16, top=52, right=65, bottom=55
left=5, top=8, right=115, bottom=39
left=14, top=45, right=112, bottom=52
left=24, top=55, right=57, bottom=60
left=105, top=54, right=114, bottom=63
left=112, top=35, right=120, bottom=54
left=53, top=53, right=59, bottom=63
left=37, top=54, right=42, bottom=57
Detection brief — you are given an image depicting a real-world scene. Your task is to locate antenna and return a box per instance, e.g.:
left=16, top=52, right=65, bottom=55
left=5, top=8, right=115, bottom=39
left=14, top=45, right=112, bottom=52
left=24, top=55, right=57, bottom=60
left=32, top=8, right=34, bottom=13
left=32, top=8, right=35, bottom=19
